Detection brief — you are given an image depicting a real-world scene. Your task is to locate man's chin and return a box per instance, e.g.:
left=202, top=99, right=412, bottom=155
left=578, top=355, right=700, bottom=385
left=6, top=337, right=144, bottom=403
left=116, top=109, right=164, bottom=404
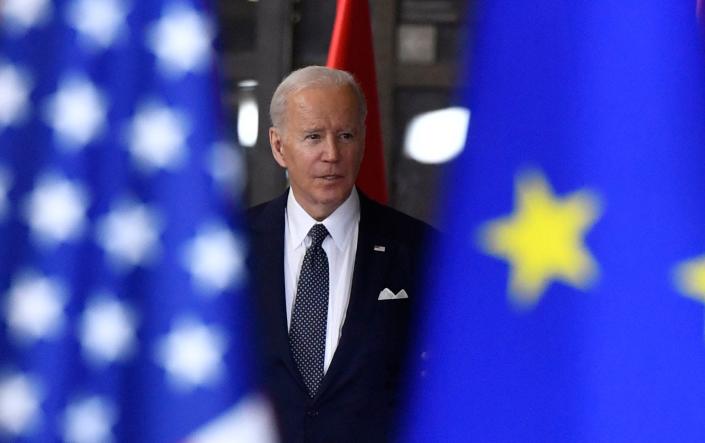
left=312, top=187, right=352, bottom=208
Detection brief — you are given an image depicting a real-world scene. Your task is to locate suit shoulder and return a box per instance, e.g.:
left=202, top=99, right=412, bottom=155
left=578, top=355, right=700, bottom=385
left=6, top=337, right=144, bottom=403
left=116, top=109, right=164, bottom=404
left=377, top=204, right=433, bottom=232
left=246, top=192, right=287, bottom=231
left=361, top=197, right=437, bottom=241
left=246, top=199, right=271, bottom=220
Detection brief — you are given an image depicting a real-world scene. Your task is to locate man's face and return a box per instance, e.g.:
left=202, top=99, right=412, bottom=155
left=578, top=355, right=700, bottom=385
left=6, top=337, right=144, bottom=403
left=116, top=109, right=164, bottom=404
left=269, top=84, right=365, bottom=220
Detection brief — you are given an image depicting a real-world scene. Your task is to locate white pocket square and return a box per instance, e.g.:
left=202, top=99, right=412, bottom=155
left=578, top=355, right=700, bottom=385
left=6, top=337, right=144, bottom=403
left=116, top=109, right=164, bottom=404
left=378, top=288, right=408, bottom=300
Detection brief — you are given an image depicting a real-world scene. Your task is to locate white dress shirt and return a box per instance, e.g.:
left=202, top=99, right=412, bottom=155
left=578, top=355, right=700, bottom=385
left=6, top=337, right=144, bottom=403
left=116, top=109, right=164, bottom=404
left=284, top=188, right=360, bottom=373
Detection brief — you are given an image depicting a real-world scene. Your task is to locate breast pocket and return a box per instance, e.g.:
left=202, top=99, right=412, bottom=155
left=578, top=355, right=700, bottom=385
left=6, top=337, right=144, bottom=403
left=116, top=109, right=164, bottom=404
left=372, top=294, right=411, bottom=358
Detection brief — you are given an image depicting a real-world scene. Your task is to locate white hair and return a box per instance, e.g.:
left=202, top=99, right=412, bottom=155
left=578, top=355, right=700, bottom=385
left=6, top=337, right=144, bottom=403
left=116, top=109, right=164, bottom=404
left=269, top=65, right=367, bottom=129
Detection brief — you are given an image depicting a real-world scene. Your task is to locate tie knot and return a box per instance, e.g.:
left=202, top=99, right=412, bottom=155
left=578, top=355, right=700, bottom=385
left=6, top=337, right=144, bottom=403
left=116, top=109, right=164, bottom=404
left=308, top=224, right=329, bottom=248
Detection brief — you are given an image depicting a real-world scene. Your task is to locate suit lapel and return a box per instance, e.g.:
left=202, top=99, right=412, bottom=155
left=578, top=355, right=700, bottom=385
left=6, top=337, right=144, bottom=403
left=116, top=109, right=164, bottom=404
left=252, top=192, right=307, bottom=390
left=317, top=194, right=390, bottom=399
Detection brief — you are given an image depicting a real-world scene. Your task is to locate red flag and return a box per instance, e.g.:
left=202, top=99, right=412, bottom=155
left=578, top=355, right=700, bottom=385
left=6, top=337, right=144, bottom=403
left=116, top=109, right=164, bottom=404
left=327, top=0, right=388, bottom=204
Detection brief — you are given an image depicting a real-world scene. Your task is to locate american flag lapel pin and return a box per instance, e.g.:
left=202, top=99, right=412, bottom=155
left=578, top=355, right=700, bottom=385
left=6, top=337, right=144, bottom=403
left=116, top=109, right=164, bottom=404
left=373, top=245, right=386, bottom=252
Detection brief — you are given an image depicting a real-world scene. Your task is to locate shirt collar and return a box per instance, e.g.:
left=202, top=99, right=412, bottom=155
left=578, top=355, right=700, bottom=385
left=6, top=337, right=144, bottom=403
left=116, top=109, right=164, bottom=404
left=286, top=188, right=360, bottom=251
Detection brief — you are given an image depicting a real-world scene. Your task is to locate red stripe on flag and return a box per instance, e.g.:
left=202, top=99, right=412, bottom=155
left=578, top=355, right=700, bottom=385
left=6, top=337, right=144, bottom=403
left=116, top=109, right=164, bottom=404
left=327, top=0, right=388, bottom=204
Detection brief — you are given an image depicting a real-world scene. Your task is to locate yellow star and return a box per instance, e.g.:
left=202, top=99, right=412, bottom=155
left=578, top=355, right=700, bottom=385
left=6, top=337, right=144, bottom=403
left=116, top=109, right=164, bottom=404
left=673, top=256, right=705, bottom=304
left=477, top=170, right=602, bottom=308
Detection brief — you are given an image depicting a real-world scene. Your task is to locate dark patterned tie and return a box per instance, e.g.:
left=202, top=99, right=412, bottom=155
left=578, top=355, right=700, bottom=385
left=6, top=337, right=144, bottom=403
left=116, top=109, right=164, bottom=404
left=289, top=223, right=329, bottom=397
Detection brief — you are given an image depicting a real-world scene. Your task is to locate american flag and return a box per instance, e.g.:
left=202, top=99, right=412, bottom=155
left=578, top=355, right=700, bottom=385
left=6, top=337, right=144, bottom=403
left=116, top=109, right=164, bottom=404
left=0, top=0, right=276, bottom=441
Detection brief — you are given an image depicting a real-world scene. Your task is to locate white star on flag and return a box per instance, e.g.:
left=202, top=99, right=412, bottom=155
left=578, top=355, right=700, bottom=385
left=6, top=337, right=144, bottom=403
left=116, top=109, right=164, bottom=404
left=0, top=0, right=52, bottom=34
left=155, top=317, right=227, bottom=390
left=126, top=102, right=188, bottom=171
left=22, top=174, right=89, bottom=246
left=0, top=168, right=11, bottom=220
left=96, top=199, right=161, bottom=268
left=43, top=75, right=107, bottom=149
left=79, top=295, right=138, bottom=366
left=67, top=0, right=128, bottom=49
left=146, top=6, right=213, bottom=76
left=4, top=272, right=66, bottom=344
left=182, top=223, right=245, bottom=294
left=0, top=62, right=32, bottom=130
left=62, top=396, right=117, bottom=443
left=0, top=372, right=41, bottom=437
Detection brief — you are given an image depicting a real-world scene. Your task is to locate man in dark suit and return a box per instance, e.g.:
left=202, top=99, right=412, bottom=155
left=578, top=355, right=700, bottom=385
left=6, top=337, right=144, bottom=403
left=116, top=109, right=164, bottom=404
left=248, top=66, right=432, bottom=443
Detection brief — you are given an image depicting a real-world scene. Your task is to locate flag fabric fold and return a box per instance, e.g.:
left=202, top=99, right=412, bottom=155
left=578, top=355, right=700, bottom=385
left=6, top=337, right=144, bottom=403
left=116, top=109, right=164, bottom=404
left=327, top=0, right=388, bottom=204
left=0, top=0, right=275, bottom=441
left=401, top=1, right=705, bottom=441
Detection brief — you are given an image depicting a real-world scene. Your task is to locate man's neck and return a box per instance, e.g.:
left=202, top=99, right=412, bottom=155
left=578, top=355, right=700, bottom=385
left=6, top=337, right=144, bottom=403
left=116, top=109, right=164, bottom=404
left=289, top=190, right=353, bottom=222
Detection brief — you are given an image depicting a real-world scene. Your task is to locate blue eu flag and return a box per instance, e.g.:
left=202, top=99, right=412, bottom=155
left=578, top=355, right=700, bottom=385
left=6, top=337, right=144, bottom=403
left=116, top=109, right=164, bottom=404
left=0, top=0, right=276, bottom=441
left=402, top=1, right=705, bottom=441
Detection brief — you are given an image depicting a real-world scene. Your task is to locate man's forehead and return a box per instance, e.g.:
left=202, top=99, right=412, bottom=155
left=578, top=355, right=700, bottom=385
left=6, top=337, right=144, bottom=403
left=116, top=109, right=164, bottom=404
left=289, top=84, right=355, bottom=105
left=286, top=88, right=361, bottom=118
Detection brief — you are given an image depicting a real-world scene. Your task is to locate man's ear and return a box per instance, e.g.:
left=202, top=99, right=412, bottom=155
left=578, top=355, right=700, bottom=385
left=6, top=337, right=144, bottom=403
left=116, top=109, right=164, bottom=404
left=269, top=127, right=287, bottom=168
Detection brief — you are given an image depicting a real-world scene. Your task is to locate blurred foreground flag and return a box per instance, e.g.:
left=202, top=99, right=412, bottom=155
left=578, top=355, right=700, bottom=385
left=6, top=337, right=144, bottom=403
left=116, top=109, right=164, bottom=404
left=401, top=1, right=705, bottom=441
left=0, top=1, right=277, bottom=442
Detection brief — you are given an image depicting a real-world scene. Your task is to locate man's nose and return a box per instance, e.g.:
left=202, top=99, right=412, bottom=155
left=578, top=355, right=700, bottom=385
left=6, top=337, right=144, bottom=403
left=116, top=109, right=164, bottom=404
left=321, top=136, right=341, bottom=161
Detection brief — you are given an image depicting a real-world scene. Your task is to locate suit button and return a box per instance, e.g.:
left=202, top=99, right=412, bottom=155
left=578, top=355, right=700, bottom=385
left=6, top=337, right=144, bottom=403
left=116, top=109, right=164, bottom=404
left=306, top=410, right=319, bottom=417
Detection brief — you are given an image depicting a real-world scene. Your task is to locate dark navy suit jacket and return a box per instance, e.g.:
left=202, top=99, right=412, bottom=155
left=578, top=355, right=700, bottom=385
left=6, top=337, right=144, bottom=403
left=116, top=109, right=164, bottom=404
left=247, top=189, right=432, bottom=443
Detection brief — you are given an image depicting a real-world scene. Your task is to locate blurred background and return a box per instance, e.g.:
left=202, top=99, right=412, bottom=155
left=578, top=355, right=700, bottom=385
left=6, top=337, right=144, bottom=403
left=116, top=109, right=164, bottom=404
left=215, top=0, right=471, bottom=226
